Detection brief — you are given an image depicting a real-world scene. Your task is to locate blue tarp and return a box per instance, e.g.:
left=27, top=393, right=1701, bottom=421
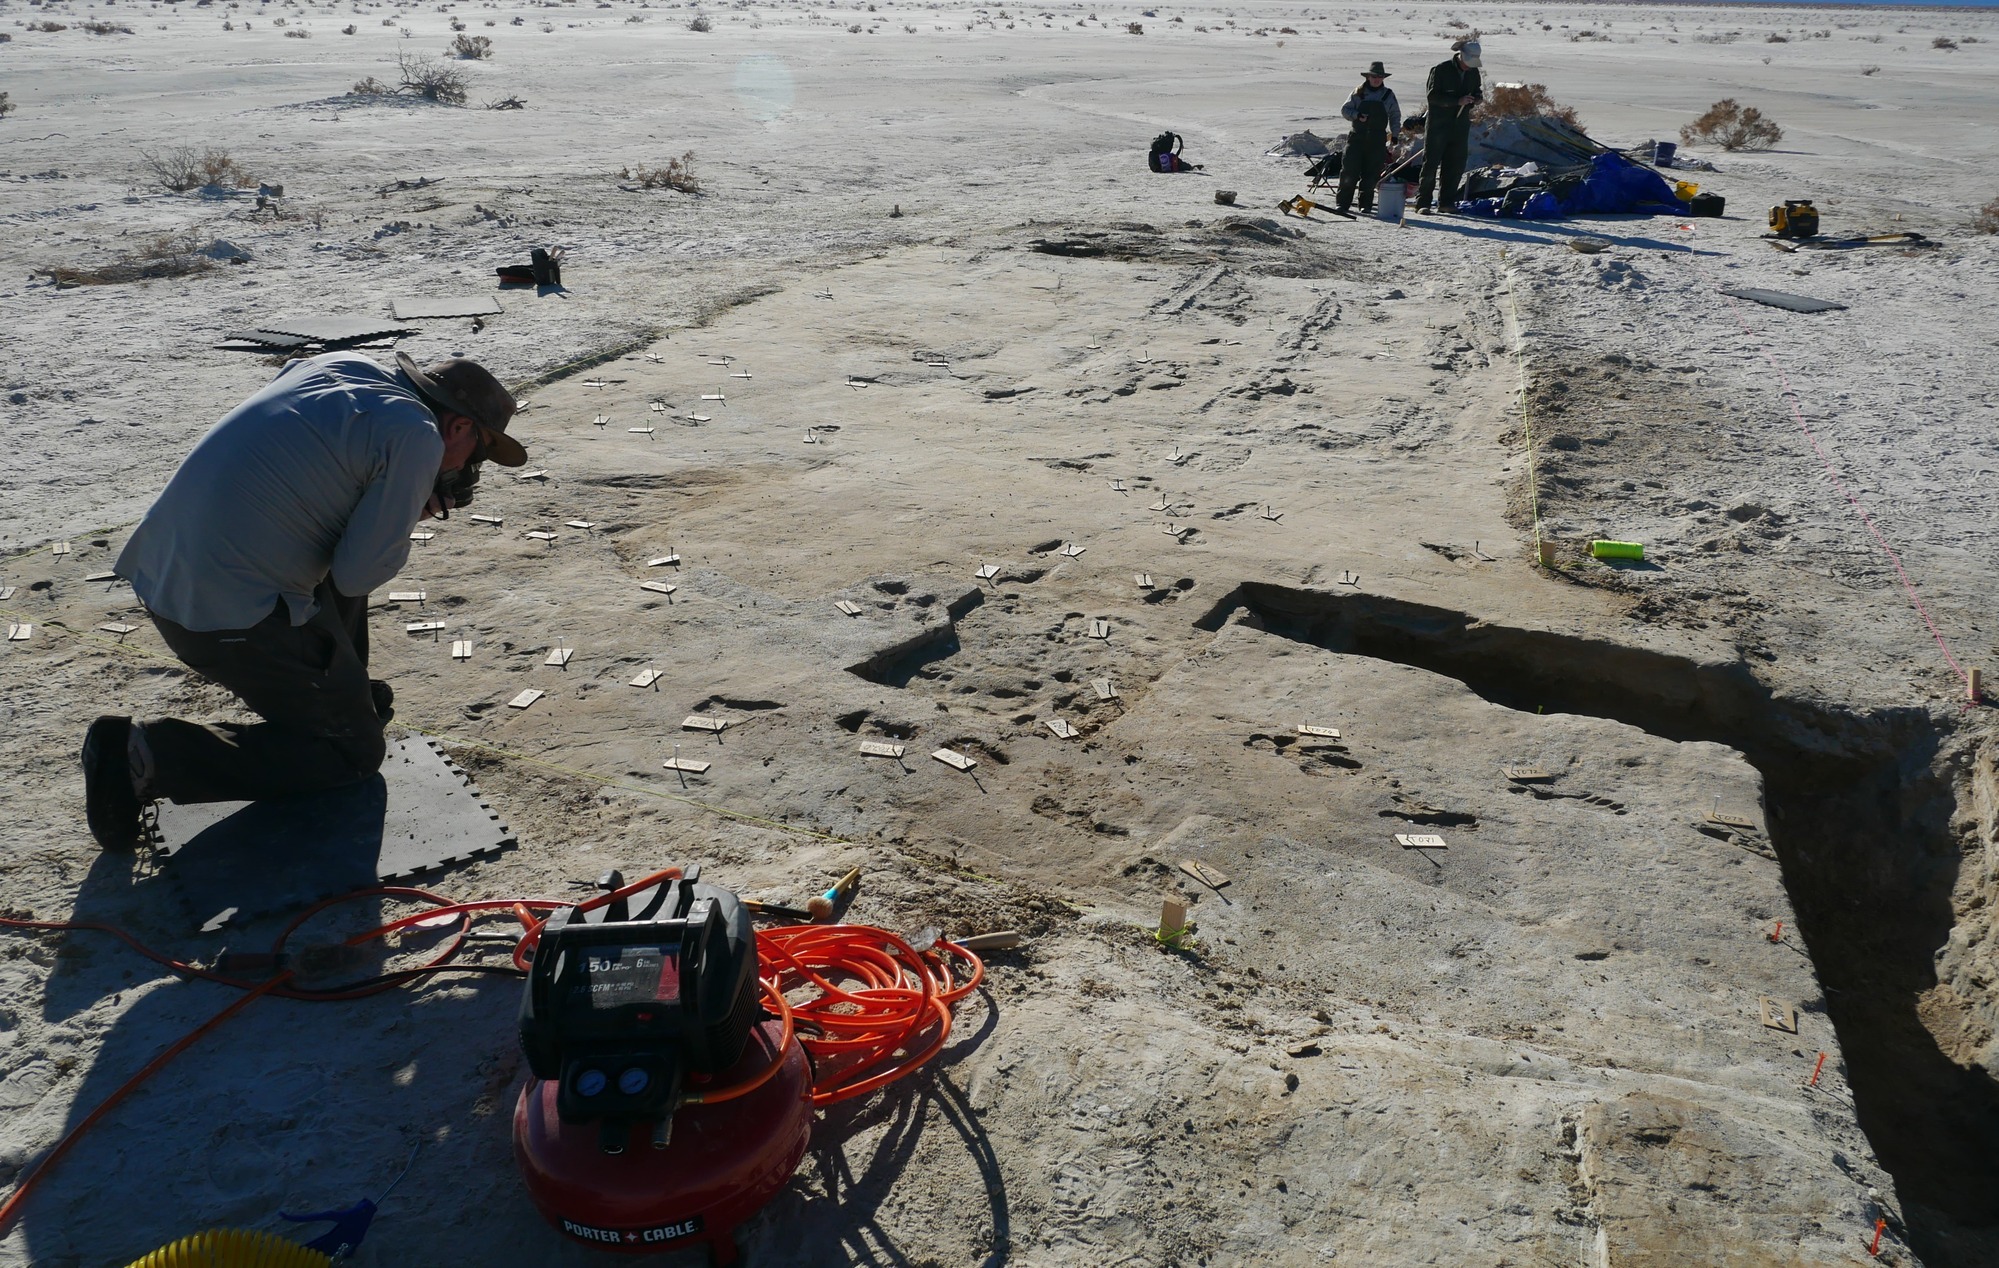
left=1458, top=151, right=1686, bottom=220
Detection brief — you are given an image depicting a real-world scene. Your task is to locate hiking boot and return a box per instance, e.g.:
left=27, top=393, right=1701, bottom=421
left=1416, top=204, right=1438, bottom=215
left=1359, top=203, right=1375, bottom=214
left=82, top=715, right=144, bottom=851
left=370, top=679, right=395, bottom=724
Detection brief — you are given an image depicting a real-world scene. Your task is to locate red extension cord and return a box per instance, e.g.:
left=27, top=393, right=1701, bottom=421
left=0, top=869, right=983, bottom=1237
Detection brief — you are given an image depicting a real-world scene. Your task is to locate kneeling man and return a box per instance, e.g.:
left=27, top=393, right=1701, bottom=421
left=82, top=351, right=527, bottom=849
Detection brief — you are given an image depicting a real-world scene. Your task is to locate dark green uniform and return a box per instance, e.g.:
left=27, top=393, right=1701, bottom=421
left=1337, top=83, right=1402, bottom=213
left=1418, top=55, right=1482, bottom=210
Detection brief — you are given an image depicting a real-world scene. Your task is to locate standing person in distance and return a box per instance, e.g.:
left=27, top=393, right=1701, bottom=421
left=1417, top=40, right=1483, bottom=214
left=1336, top=61, right=1402, bottom=216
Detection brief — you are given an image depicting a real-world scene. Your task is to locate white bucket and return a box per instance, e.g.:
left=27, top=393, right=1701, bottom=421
left=1376, top=179, right=1408, bottom=221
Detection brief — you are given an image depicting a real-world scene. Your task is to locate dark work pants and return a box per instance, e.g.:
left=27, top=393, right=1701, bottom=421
left=1337, top=129, right=1388, bottom=211
left=1418, top=114, right=1472, bottom=209
left=144, top=579, right=386, bottom=804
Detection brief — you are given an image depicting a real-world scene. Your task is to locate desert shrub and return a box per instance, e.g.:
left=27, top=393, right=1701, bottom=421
left=1765, top=33, right=1787, bottom=43
left=81, top=20, right=133, bottom=34
left=0, top=92, right=12, bottom=117
left=1692, top=31, right=1737, bottom=44
left=688, top=14, right=710, bottom=31
left=382, top=17, right=395, bottom=25
left=1680, top=98, right=1782, bottom=150
left=486, top=94, right=526, bottom=110
left=398, top=51, right=468, bottom=103
left=1974, top=198, right=1999, bottom=235
left=510, top=15, right=524, bottom=25
left=222, top=20, right=233, bottom=29
left=350, top=75, right=395, bottom=95
left=449, top=18, right=466, bottom=31
left=1479, top=82, right=1583, bottom=130
left=38, top=231, right=215, bottom=287
left=619, top=151, right=701, bottom=193
left=143, top=145, right=248, bottom=192
left=1933, top=36, right=1957, bottom=51
left=271, top=16, right=285, bottom=25
left=28, top=20, right=69, bottom=31
left=1125, top=21, right=1141, bottom=34
left=1861, top=65, right=1880, bottom=75
left=0, top=33, right=10, bottom=44
left=342, top=23, right=357, bottom=35
left=449, top=32, right=492, bottom=58
left=284, top=27, right=310, bottom=38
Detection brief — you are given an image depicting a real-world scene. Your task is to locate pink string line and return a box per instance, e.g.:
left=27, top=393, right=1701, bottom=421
left=1679, top=225, right=1968, bottom=688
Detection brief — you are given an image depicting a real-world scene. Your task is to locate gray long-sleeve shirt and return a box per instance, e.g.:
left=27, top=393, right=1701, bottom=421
left=117, top=352, right=444, bottom=632
left=1341, top=84, right=1402, bottom=135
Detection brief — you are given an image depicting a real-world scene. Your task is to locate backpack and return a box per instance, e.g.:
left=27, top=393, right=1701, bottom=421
left=1147, top=131, right=1184, bottom=173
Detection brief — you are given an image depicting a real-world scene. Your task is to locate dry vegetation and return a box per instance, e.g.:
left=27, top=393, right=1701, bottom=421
left=449, top=33, right=493, bottom=59
left=0, top=92, right=13, bottom=119
left=353, top=52, right=470, bottom=104
left=1680, top=98, right=1783, bottom=151
left=1975, top=198, right=1999, bottom=235
left=618, top=152, right=702, bottom=194
left=141, top=145, right=250, bottom=193
left=1477, top=82, right=1583, bottom=130
left=688, top=14, right=712, bottom=31
left=80, top=19, right=133, bottom=35
left=36, top=231, right=216, bottom=287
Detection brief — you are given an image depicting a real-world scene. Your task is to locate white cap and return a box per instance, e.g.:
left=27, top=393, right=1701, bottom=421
left=1459, top=40, right=1482, bottom=67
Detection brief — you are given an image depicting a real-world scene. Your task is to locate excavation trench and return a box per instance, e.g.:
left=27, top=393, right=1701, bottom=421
left=1202, top=582, right=1995, bottom=1261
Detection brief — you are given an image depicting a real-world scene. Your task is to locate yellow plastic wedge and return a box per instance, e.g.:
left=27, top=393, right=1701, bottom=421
left=125, top=1229, right=333, bottom=1268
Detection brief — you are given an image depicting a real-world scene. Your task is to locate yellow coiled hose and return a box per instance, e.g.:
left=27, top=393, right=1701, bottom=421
left=124, top=1229, right=332, bottom=1268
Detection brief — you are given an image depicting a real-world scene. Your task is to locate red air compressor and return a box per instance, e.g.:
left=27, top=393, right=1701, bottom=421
left=513, top=866, right=984, bottom=1264
left=513, top=869, right=810, bottom=1264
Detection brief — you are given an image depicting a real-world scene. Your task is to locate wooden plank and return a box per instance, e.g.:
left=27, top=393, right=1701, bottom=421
left=387, top=590, right=426, bottom=603
left=1159, top=898, right=1188, bottom=936
left=640, top=581, right=678, bottom=596
left=565, top=520, right=594, bottom=530
left=835, top=600, right=863, bottom=617
left=470, top=514, right=504, bottom=525
left=526, top=530, right=558, bottom=542
left=1503, top=764, right=1554, bottom=782
left=1060, top=542, right=1086, bottom=558
left=1297, top=724, right=1341, bottom=739
left=450, top=640, right=473, bottom=660
left=648, top=554, right=681, bottom=568
left=51, top=541, right=71, bottom=557
left=1091, top=678, right=1119, bottom=700
left=0, top=587, right=15, bottom=601
left=1394, top=833, right=1448, bottom=850
left=630, top=669, right=662, bottom=688
left=662, top=757, right=712, bottom=774
left=1135, top=573, right=1153, bottom=589
left=1045, top=719, right=1079, bottom=739
left=859, top=740, right=906, bottom=759
left=409, top=531, right=435, bottom=543
left=682, top=715, right=729, bottom=732
left=974, top=564, right=1001, bottom=580
left=1707, top=808, right=1760, bottom=829
left=6, top=623, right=32, bottom=641
left=507, top=689, right=544, bottom=710
left=544, top=647, right=574, bottom=667
left=1088, top=619, right=1111, bottom=639
left=83, top=571, right=118, bottom=583
left=97, top=622, right=139, bottom=636
left=404, top=621, right=447, bottom=634
left=931, top=748, right=977, bottom=771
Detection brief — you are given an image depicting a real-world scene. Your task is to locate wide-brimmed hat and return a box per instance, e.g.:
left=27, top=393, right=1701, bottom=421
left=1458, top=40, right=1482, bottom=67
left=395, top=352, right=527, bottom=467
left=1364, top=61, right=1390, bottom=77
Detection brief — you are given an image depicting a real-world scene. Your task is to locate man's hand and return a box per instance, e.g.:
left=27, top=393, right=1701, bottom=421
left=1459, top=94, right=1479, bottom=107
left=422, top=490, right=455, bottom=520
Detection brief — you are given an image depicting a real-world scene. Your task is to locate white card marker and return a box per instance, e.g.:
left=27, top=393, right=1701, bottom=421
left=662, top=757, right=711, bottom=774
left=859, top=740, right=906, bottom=759
left=1135, top=574, right=1154, bottom=589
left=682, top=716, right=729, bottom=733
left=931, top=748, right=977, bottom=772
left=405, top=621, right=447, bottom=634
left=544, top=647, right=573, bottom=667
left=1395, top=834, right=1448, bottom=850
left=648, top=554, right=681, bottom=568
left=1298, top=724, right=1341, bottom=739
left=1088, top=619, right=1110, bottom=640
left=974, top=564, right=1001, bottom=580
left=387, top=591, right=426, bottom=603
left=508, top=689, right=544, bottom=710
left=5, top=624, right=30, bottom=641
left=51, top=542, right=71, bottom=557
left=835, top=600, right=863, bottom=617
left=410, top=531, right=435, bottom=543
left=640, top=581, right=678, bottom=596
left=1059, top=542, right=1086, bottom=558
left=471, top=514, right=504, bottom=526
left=1091, top=678, right=1119, bottom=700
left=630, top=669, right=663, bottom=688
left=1045, top=719, right=1079, bottom=739
left=97, top=622, right=139, bottom=637
left=451, top=640, right=473, bottom=660
left=565, top=520, right=594, bottom=530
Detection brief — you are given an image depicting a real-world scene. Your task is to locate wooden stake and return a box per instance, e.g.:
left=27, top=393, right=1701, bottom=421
left=1971, top=667, right=1984, bottom=703
left=1808, top=1051, right=1827, bottom=1087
